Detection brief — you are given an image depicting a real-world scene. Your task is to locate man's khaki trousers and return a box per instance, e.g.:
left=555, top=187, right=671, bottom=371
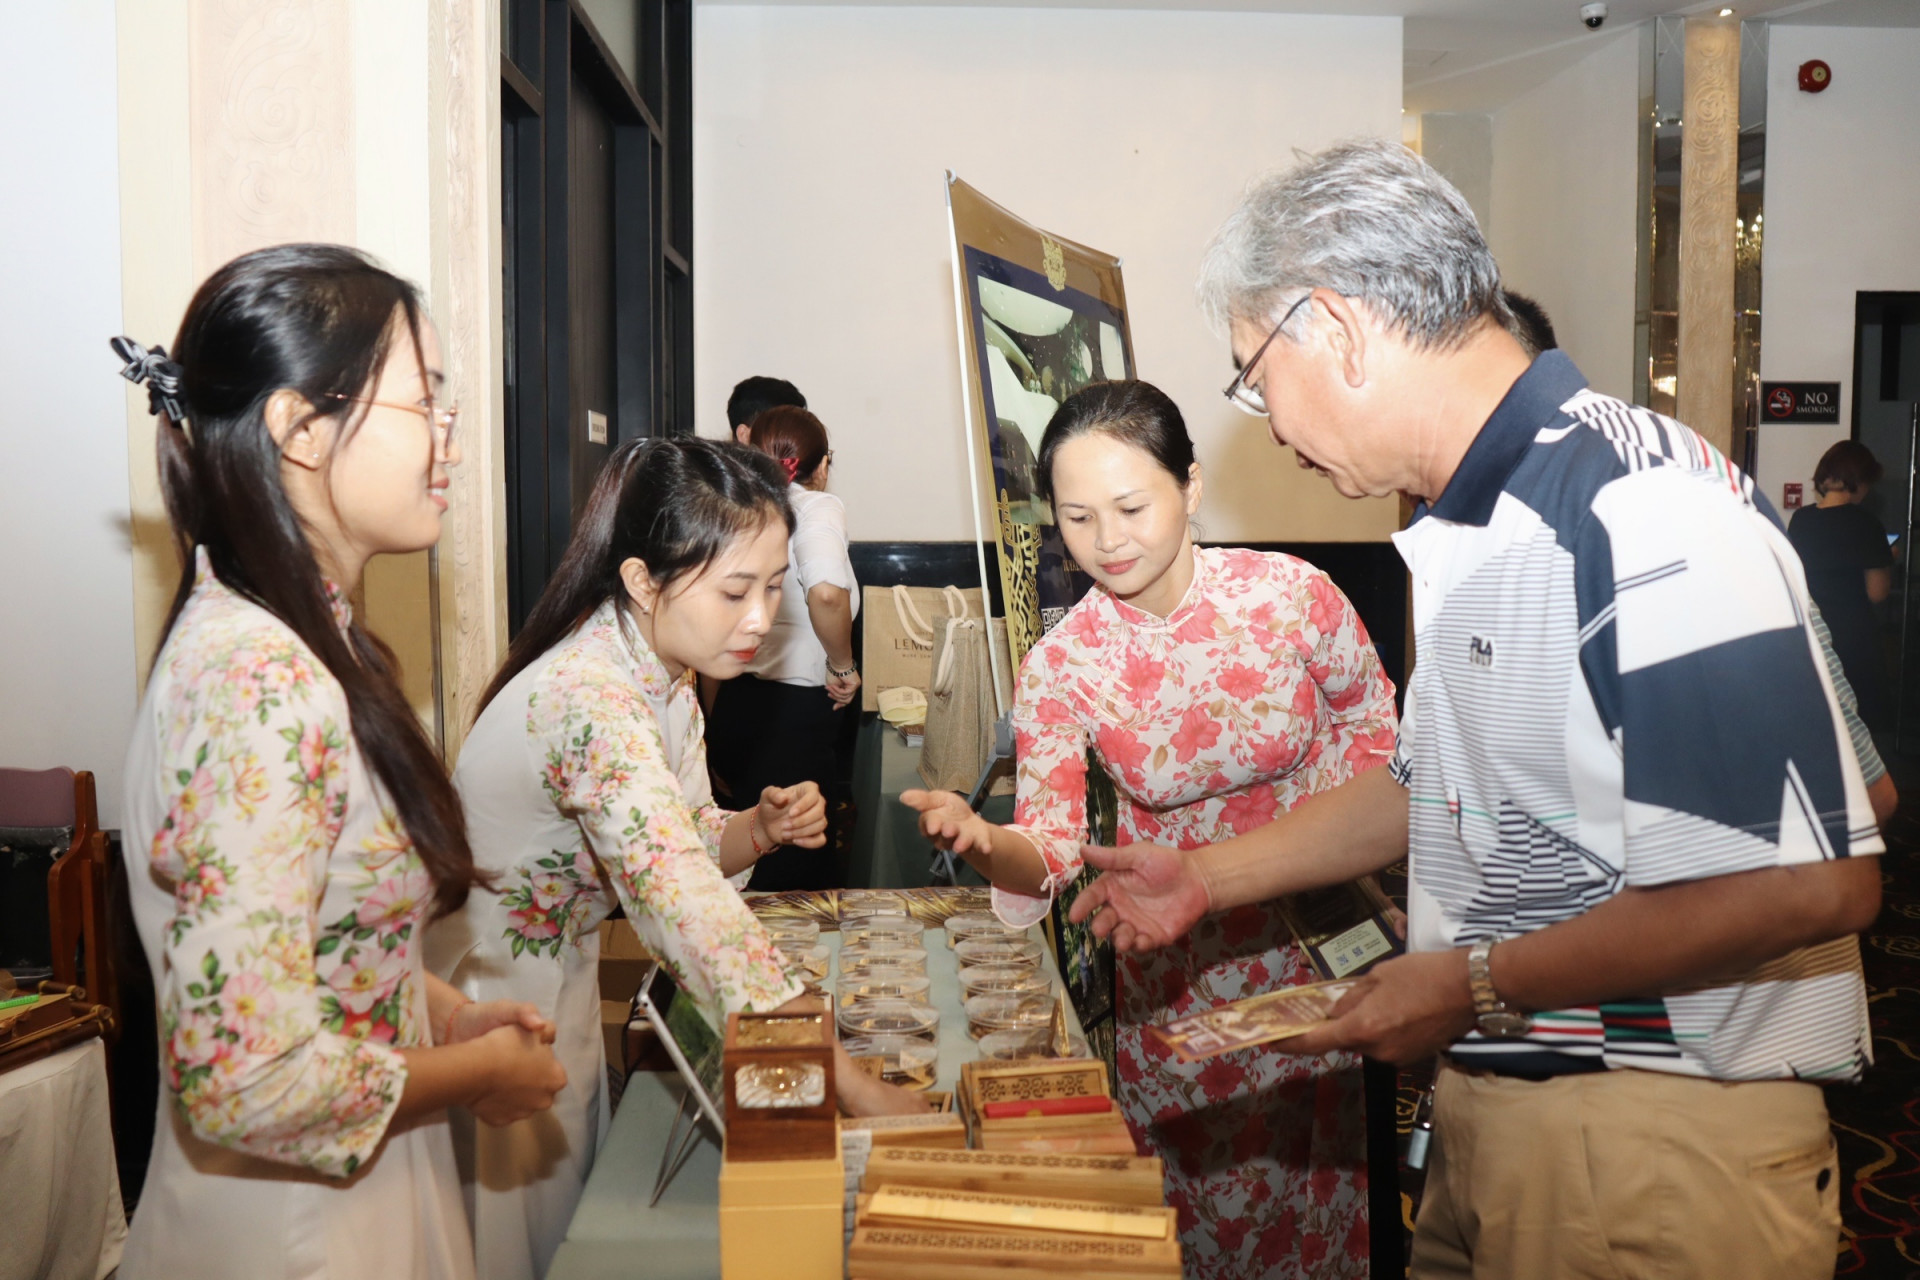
left=1411, top=1063, right=1842, bottom=1280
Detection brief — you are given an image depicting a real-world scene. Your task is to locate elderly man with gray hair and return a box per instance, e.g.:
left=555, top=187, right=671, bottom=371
left=1070, top=138, right=1879, bottom=1280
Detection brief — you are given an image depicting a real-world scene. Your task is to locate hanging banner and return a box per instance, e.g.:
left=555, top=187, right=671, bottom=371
left=945, top=176, right=1131, bottom=1054
left=946, top=175, right=1136, bottom=667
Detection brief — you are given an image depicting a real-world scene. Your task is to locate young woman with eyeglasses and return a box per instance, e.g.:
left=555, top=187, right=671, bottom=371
left=116, top=243, right=567, bottom=1280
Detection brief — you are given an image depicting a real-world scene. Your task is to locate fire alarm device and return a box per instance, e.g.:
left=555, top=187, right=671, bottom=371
left=1798, top=59, right=1831, bottom=93
left=1784, top=482, right=1804, bottom=511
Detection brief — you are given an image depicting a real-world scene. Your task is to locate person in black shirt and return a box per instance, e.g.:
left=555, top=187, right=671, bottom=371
left=1789, top=440, right=1895, bottom=726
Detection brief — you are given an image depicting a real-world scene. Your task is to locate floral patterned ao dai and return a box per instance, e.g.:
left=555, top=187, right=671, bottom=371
left=427, top=599, right=802, bottom=1280
left=994, top=547, right=1398, bottom=1280
left=120, top=551, right=472, bottom=1280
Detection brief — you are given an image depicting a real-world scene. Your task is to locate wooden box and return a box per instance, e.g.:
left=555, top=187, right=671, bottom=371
left=723, top=1008, right=838, bottom=1162
left=848, top=1223, right=1182, bottom=1278
left=856, top=1185, right=1177, bottom=1241
left=719, top=1146, right=844, bottom=1280
left=842, top=1111, right=969, bottom=1150
left=861, top=1147, right=1166, bottom=1206
left=959, top=1057, right=1134, bottom=1153
left=962, top=1058, right=1108, bottom=1115
left=596, top=918, right=652, bottom=1005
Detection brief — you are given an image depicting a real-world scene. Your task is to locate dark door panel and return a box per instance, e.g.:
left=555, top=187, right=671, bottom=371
left=500, top=0, right=692, bottom=632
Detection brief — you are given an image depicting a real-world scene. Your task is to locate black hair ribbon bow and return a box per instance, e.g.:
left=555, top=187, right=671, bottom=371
left=110, top=335, right=188, bottom=423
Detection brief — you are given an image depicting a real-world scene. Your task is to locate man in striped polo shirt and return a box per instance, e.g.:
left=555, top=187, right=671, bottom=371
left=1070, top=138, right=1881, bottom=1279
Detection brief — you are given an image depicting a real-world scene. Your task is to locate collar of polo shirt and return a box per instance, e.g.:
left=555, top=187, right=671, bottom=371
left=1424, top=350, right=1589, bottom=528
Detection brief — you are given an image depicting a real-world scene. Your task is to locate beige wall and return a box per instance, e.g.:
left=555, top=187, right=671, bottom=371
left=114, top=0, right=507, bottom=757
left=693, top=7, right=1406, bottom=546
left=1755, top=25, right=1920, bottom=513
left=1488, top=31, right=1641, bottom=402
left=0, top=0, right=139, bottom=825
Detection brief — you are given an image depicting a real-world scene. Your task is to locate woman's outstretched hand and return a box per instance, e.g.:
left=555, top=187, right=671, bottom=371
left=1066, top=843, right=1212, bottom=954
left=758, top=782, right=828, bottom=851
left=900, top=789, right=994, bottom=857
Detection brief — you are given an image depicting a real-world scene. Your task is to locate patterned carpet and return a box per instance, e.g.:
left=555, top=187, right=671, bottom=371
left=1831, top=753, right=1920, bottom=1278
left=1380, top=752, right=1920, bottom=1278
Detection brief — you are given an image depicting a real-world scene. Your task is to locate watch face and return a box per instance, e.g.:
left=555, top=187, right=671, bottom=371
left=1477, top=1011, right=1534, bottom=1039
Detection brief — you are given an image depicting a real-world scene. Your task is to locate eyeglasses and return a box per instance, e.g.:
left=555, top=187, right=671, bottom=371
left=329, top=394, right=460, bottom=447
left=1222, top=293, right=1312, bottom=417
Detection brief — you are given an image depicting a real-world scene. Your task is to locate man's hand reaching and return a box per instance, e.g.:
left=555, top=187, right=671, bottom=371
left=1066, top=843, right=1212, bottom=953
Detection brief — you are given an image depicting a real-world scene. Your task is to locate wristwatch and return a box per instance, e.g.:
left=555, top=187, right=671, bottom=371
left=1466, top=938, right=1533, bottom=1038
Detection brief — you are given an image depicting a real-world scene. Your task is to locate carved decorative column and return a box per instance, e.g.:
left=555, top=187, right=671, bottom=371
left=118, top=0, right=506, bottom=753
left=430, top=0, right=508, bottom=758
left=1676, top=18, right=1739, bottom=454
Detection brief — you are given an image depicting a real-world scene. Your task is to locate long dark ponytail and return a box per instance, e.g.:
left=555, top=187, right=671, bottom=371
left=479, top=437, right=793, bottom=715
left=143, top=243, right=480, bottom=916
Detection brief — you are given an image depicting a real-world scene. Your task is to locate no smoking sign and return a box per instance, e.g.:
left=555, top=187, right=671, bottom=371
left=1760, top=381, right=1841, bottom=424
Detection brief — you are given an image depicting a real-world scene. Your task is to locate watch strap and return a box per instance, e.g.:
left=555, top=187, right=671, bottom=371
left=1467, top=937, right=1509, bottom=1017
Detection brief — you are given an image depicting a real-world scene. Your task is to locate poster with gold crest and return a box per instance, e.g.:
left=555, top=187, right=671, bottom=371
left=946, top=175, right=1129, bottom=1055
left=945, top=175, right=1134, bottom=668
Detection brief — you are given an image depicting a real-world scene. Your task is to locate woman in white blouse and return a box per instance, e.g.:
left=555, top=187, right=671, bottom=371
left=705, top=405, right=860, bottom=890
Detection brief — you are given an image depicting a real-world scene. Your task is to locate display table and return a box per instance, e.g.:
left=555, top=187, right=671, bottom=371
left=0, top=1038, right=126, bottom=1280
left=548, top=923, right=1082, bottom=1280
left=847, top=717, right=1010, bottom=889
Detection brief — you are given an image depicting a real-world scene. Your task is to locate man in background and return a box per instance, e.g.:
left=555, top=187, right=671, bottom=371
left=727, top=375, right=806, bottom=445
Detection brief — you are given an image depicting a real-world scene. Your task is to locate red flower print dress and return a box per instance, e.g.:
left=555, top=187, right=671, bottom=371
left=993, top=547, right=1398, bottom=1280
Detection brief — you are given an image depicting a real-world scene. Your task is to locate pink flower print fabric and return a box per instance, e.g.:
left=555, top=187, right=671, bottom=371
left=520, top=602, right=803, bottom=1032
left=995, top=547, right=1398, bottom=1279
left=140, top=551, right=422, bottom=1178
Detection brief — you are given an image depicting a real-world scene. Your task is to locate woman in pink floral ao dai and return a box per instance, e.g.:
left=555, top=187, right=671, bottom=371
left=118, top=246, right=566, bottom=1280
left=906, top=382, right=1396, bottom=1278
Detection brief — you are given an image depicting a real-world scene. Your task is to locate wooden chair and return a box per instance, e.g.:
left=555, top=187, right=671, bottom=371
left=0, top=768, right=118, bottom=1036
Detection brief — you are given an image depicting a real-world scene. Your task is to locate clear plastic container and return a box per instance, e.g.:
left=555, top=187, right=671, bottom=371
left=838, top=996, right=940, bottom=1043
left=953, top=935, right=1044, bottom=970
left=840, top=889, right=908, bottom=919
left=776, top=941, right=829, bottom=982
left=977, top=1028, right=1091, bottom=1061
left=842, top=1034, right=938, bottom=1089
left=964, top=992, right=1055, bottom=1040
left=942, top=911, right=1024, bottom=947
left=838, top=942, right=928, bottom=979
left=841, top=914, right=925, bottom=949
left=733, top=1061, right=828, bottom=1107
left=957, top=963, right=1053, bottom=999
left=836, top=966, right=933, bottom=1005
left=763, top=918, right=820, bottom=949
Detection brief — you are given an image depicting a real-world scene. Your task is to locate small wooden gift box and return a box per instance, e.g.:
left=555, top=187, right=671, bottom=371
left=722, top=1008, right=838, bottom=1163
left=861, top=1146, right=1168, bottom=1206
left=958, top=1058, right=1135, bottom=1153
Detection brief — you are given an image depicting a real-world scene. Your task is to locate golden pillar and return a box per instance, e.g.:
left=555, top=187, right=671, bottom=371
left=1676, top=18, right=1740, bottom=455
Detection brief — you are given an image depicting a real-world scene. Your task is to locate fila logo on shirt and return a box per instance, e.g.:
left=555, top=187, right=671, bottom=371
left=1468, top=635, right=1495, bottom=669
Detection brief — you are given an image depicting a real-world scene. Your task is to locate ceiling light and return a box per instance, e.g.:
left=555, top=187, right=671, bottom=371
left=1718, top=6, right=1734, bottom=14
